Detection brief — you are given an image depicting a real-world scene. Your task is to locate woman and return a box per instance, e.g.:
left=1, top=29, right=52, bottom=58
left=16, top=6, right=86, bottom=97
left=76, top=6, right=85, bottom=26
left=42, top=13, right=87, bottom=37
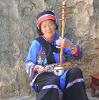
left=25, top=10, right=89, bottom=100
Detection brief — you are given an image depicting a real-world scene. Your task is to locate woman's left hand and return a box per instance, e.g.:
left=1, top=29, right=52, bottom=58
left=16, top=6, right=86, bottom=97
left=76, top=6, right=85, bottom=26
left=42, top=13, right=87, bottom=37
left=56, top=37, right=78, bottom=53
left=56, top=37, right=72, bottom=49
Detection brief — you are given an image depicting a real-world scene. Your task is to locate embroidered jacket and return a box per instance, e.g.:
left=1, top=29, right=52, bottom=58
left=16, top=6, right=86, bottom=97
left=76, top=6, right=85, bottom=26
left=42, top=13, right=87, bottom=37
left=25, top=33, right=82, bottom=78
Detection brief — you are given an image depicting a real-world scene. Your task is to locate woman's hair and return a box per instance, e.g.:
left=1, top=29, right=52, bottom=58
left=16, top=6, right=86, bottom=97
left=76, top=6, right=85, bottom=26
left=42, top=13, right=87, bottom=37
left=36, top=10, right=58, bottom=36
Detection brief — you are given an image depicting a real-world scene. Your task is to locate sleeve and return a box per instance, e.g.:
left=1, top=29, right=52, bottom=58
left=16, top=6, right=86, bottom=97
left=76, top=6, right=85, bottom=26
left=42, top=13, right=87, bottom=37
left=25, top=40, right=40, bottom=77
left=63, top=45, right=83, bottom=61
left=62, top=36, right=83, bottom=61
left=71, top=46, right=83, bottom=60
left=53, top=33, right=83, bottom=61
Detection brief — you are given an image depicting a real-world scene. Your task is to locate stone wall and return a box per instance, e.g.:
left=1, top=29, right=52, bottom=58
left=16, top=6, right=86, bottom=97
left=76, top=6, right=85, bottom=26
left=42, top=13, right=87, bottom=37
left=0, top=0, right=99, bottom=98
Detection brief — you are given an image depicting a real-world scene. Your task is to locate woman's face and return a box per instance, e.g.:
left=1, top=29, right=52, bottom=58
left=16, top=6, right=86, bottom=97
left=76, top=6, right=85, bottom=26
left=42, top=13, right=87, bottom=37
left=40, top=20, right=56, bottom=42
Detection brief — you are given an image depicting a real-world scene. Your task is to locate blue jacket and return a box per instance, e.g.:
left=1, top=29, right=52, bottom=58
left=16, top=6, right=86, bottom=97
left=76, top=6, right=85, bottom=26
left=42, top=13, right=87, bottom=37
left=25, top=33, right=82, bottom=77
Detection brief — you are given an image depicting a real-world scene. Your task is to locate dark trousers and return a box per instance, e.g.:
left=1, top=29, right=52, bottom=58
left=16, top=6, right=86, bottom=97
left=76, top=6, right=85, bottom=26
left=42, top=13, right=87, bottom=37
left=33, top=67, right=89, bottom=100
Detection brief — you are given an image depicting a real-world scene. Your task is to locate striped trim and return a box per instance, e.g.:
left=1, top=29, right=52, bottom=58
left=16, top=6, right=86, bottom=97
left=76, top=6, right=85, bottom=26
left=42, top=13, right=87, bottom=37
left=37, top=14, right=55, bottom=26
left=25, top=62, right=35, bottom=77
left=42, top=84, right=62, bottom=99
left=42, top=85, right=59, bottom=90
left=30, top=74, right=40, bottom=86
left=66, top=78, right=84, bottom=88
left=37, top=14, right=55, bottom=22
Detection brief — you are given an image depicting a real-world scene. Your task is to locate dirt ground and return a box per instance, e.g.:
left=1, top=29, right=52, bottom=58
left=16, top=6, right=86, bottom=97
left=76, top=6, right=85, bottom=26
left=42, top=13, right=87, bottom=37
left=2, top=89, right=99, bottom=100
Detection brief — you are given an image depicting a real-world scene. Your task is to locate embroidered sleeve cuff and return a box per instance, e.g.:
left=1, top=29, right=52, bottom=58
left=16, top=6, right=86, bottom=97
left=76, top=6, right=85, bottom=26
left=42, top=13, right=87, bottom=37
left=25, top=62, right=36, bottom=78
left=72, top=49, right=79, bottom=57
left=69, top=45, right=79, bottom=57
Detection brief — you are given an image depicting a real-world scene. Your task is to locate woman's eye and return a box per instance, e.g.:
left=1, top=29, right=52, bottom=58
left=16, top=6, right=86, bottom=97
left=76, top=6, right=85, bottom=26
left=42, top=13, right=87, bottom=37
left=49, top=22, right=54, bottom=25
left=42, top=25, right=47, bottom=28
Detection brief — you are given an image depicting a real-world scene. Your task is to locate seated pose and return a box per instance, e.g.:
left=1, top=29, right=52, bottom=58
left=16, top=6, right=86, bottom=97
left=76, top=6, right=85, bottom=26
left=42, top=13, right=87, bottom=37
left=25, top=10, right=89, bottom=100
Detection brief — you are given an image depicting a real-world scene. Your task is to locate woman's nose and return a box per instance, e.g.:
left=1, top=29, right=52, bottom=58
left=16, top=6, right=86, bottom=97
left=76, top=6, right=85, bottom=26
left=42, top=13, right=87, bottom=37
left=46, top=25, right=51, bottom=30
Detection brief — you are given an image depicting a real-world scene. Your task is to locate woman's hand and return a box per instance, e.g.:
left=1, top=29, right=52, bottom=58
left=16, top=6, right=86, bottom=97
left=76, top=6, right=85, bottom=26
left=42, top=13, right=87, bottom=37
left=56, top=37, right=73, bottom=48
left=56, top=37, right=66, bottom=48
left=56, top=37, right=78, bottom=53
left=35, top=65, right=46, bottom=74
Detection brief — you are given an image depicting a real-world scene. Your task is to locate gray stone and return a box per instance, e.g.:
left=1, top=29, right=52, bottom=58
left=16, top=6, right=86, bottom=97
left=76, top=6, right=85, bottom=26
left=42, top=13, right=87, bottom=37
left=2, top=89, right=99, bottom=100
left=0, top=0, right=99, bottom=98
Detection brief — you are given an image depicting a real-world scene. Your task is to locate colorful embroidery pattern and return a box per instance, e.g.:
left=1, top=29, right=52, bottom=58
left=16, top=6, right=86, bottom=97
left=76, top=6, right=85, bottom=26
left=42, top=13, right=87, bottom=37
left=37, top=48, right=47, bottom=66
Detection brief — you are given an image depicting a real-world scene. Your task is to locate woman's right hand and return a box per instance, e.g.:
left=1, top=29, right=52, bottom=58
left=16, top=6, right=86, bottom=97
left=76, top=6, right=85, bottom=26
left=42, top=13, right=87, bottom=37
left=35, top=65, right=46, bottom=74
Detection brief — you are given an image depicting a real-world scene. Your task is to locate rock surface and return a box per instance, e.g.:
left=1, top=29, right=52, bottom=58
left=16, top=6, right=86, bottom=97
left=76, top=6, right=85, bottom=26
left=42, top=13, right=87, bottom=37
left=0, top=0, right=99, bottom=98
left=2, top=89, right=99, bottom=100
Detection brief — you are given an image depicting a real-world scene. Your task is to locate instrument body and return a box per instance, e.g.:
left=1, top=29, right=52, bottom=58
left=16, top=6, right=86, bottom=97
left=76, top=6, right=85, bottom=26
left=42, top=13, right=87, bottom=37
left=44, top=63, right=64, bottom=76
left=44, top=61, right=74, bottom=76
